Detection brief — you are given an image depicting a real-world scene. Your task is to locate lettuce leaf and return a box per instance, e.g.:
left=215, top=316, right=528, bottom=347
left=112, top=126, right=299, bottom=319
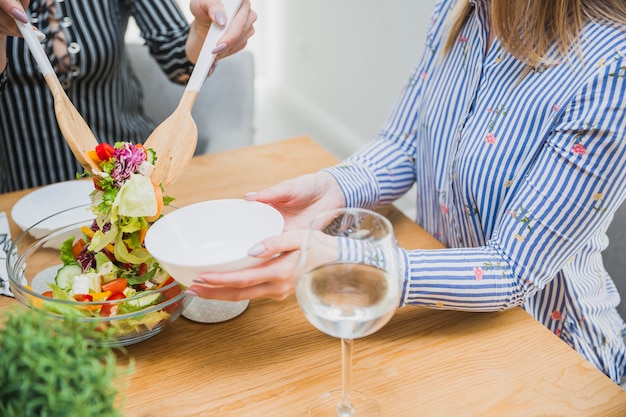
left=115, top=174, right=157, bottom=218
left=60, top=236, right=76, bottom=265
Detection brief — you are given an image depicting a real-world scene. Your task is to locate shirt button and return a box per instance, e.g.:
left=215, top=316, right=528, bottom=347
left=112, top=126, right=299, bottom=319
left=68, top=42, right=81, bottom=54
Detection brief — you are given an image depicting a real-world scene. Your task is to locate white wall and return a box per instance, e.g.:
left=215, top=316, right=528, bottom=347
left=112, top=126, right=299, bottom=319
left=250, top=0, right=437, bottom=156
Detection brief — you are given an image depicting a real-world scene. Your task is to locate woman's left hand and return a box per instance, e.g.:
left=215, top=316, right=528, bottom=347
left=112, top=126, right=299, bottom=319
left=188, top=0, right=256, bottom=61
left=186, top=230, right=307, bottom=302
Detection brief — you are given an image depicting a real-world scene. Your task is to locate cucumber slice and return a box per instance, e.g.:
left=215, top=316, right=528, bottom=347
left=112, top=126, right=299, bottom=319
left=55, top=264, right=83, bottom=292
left=126, top=292, right=164, bottom=309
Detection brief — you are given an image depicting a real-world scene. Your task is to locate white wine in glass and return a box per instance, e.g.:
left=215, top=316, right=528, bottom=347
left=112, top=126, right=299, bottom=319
left=296, top=208, right=401, bottom=417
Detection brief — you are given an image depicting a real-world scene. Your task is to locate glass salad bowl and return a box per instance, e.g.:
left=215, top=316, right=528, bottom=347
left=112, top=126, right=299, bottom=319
left=6, top=204, right=189, bottom=346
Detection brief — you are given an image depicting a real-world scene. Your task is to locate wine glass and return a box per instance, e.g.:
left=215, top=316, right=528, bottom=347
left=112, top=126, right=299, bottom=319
left=296, top=208, right=401, bottom=417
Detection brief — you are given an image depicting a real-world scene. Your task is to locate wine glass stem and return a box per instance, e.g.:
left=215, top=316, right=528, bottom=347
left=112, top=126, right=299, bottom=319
left=337, top=338, right=355, bottom=417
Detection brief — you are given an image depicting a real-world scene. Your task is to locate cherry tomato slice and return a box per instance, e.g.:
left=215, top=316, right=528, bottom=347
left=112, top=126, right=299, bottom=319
left=95, top=143, right=115, bottom=161
left=161, top=277, right=183, bottom=313
left=102, top=277, right=127, bottom=294
left=100, top=291, right=125, bottom=316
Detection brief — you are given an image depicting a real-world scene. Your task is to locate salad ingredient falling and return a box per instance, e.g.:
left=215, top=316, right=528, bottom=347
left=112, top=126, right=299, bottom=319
left=38, top=141, right=183, bottom=336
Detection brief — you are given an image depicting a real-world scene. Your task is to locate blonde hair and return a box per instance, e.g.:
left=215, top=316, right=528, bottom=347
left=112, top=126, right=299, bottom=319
left=443, top=0, right=626, bottom=66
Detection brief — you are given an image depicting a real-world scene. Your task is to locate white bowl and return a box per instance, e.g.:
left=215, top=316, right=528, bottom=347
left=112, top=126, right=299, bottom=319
left=11, top=180, right=95, bottom=239
left=144, top=199, right=284, bottom=287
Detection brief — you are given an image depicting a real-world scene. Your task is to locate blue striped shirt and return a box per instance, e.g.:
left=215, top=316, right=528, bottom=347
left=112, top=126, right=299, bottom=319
left=325, top=0, right=626, bottom=382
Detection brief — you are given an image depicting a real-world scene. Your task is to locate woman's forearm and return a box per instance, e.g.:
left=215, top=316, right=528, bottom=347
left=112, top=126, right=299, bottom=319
left=0, top=35, right=6, bottom=73
left=185, top=20, right=212, bottom=64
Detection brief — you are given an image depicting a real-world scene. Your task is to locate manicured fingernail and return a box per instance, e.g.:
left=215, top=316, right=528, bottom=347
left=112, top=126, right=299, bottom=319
left=212, top=43, right=227, bottom=54
left=11, top=8, right=29, bottom=24
left=184, top=290, right=199, bottom=297
left=247, top=243, right=265, bottom=256
left=207, top=63, right=216, bottom=77
left=33, top=28, right=45, bottom=41
left=214, top=11, right=227, bottom=26
left=244, top=191, right=258, bottom=198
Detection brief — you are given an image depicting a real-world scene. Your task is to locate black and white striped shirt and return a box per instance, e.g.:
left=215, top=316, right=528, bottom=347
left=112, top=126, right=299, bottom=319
left=0, top=0, right=193, bottom=193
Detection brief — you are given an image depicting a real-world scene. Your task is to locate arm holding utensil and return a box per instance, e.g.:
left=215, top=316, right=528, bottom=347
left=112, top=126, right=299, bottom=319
left=0, top=0, right=257, bottom=192
left=131, top=0, right=255, bottom=85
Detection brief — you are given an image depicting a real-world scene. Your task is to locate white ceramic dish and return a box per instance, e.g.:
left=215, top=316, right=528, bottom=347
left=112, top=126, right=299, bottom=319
left=145, top=199, right=284, bottom=288
left=11, top=180, right=96, bottom=239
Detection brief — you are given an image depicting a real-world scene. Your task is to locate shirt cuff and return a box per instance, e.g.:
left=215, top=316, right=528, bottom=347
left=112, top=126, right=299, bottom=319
left=323, top=164, right=379, bottom=209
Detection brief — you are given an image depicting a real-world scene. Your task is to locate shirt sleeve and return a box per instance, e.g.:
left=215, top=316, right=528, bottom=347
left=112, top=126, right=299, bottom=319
left=129, top=0, right=193, bottom=83
left=323, top=0, right=449, bottom=210
left=324, top=49, right=626, bottom=312
left=322, top=57, right=425, bottom=209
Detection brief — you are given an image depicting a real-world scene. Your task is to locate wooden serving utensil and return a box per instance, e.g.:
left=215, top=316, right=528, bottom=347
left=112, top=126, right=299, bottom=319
left=145, top=0, right=243, bottom=186
left=15, top=20, right=101, bottom=177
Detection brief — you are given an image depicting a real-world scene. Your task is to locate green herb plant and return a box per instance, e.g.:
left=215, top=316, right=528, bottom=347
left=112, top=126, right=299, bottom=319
left=0, top=307, right=133, bottom=417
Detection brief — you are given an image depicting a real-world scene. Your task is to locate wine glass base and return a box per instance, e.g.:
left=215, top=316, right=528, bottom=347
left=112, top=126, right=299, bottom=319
left=308, top=390, right=382, bottom=417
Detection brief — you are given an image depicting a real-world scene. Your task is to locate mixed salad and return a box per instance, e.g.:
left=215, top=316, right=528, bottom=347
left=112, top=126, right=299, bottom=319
left=35, top=142, right=184, bottom=337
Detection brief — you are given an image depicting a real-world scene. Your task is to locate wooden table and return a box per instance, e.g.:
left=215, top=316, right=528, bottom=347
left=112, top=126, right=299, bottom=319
left=1, top=136, right=625, bottom=416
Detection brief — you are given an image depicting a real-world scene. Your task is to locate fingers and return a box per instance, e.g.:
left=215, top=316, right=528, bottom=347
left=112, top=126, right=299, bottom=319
left=190, top=237, right=304, bottom=301
left=197, top=235, right=303, bottom=285
left=244, top=178, right=304, bottom=205
left=224, top=0, right=255, bottom=37
left=189, top=0, right=217, bottom=27
left=244, top=172, right=336, bottom=205
left=190, top=0, right=256, bottom=59
left=214, top=0, right=256, bottom=59
left=0, top=0, right=28, bottom=37
left=0, top=0, right=27, bottom=22
left=248, top=230, right=307, bottom=258
left=196, top=261, right=284, bottom=288
left=217, top=23, right=254, bottom=56
left=187, top=281, right=293, bottom=302
left=188, top=252, right=299, bottom=301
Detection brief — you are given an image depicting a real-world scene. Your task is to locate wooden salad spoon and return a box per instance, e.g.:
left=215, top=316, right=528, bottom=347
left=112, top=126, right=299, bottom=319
left=145, top=0, right=243, bottom=186
left=15, top=20, right=101, bottom=177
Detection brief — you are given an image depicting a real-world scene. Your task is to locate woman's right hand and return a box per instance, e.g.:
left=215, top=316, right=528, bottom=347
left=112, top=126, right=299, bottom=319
left=0, top=0, right=29, bottom=37
left=244, top=171, right=346, bottom=232
left=187, top=0, right=256, bottom=65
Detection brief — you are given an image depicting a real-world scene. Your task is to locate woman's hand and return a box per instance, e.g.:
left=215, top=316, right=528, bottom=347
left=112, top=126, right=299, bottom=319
left=187, top=171, right=347, bottom=301
left=187, top=230, right=307, bottom=301
left=0, top=0, right=29, bottom=37
left=245, top=171, right=346, bottom=231
left=187, top=0, right=256, bottom=64
left=0, top=0, right=29, bottom=72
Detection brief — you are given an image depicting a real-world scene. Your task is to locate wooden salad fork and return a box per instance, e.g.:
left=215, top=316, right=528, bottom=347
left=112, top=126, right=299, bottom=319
left=15, top=20, right=101, bottom=177
left=144, top=0, right=243, bottom=186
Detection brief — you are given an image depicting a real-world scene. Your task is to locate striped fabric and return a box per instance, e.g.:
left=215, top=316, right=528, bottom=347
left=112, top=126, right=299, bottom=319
left=325, top=0, right=626, bottom=382
left=0, top=0, right=192, bottom=193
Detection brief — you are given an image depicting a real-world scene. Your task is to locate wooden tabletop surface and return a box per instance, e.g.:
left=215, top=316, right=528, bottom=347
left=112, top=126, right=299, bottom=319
left=1, top=136, right=625, bottom=416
